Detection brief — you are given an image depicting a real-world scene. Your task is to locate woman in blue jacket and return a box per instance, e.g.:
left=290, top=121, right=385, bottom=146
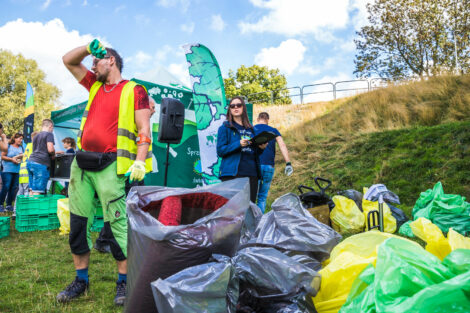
left=217, top=96, right=267, bottom=203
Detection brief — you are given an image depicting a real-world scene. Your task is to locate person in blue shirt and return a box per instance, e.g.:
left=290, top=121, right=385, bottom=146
left=217, top=97, right=267, bottom=203
left=0, top=133, right=24, bottom=212
left=254, top=112, right=293, bottom=212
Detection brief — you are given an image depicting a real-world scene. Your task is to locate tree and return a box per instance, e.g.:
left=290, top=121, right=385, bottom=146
left=354, top=0, right=470, bottom=79
left=224, top=65, right=292, bottom=104
left=0, top=50, right=60, bottom=135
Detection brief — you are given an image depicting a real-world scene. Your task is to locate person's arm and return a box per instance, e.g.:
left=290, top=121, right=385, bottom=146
left=1, top=150, right=10, bottom=162
left=63, top=45, right=90, bottom=82
left=276, top=136, right=293, bottom=176
left=276, top=136, right=290, bottom=163
left=135, top=109, right=151, bottom=162
left=0, top=134, right=7, bottom=152
left=216, top=125, right=242, bottom=157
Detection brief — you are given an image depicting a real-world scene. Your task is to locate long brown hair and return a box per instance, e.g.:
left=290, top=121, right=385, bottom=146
left=226, top=96, right=252, bottom=129
left=9, top=133, right=23, bottom=145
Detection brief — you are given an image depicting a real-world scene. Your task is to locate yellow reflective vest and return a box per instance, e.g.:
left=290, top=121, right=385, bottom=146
left=77, top=81, right=152, bottom=175
left=19, top=142, right=33, bottom=184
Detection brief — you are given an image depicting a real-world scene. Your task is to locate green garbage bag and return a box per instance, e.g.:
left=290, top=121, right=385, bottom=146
left=340, top=238, right=470, bottom=313
left=398, top=221, right=414, bottom=238
left=412, top=182, right=470, bottom=235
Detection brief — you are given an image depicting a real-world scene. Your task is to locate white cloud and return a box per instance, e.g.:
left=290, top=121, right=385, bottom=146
left=210, top=14, right=226, bottom=32
left=126, top=45, right=190, bottom=88
left=338, top=38, right=356, bottom=52
left=41, top=0, right=52, bottom=10
left=82, top=0, right=87, bottom=6
left=254, top=39, right=306, bottom=75
left=0, top=18, right=109, bottom=105
left=156, top=0, right=191, bottom=13
left=239, top=0, right=370, bottom=38
left=114, top=5, right=126, bottom=13
left=125, top=51, right=152, bottom=69
left=180, top=22, right=194, bottom=34
left=298, top=66, right=320, bottom=76
left=168, top=63, right=191, bottom=87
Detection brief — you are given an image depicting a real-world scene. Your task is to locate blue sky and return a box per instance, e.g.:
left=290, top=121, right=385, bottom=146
left=0, top=0, right=370, bottom=105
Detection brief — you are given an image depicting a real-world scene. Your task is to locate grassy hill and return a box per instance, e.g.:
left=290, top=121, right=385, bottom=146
left=261, top=75, right=470, bottom=214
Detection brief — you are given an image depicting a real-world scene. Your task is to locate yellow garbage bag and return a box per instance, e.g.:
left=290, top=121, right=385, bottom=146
left=410, top=217, right=470, bottom=260
left=362, top=187, right=397, bottom=233
left=331, top=195, right=365, bottom=234
left=448, top=228, right=470, bottom=250
left=312, top=232, right=419, bottom=313
left=57, top=198, right=70, bottom=235
left=410, top=217, right=451, bottom=260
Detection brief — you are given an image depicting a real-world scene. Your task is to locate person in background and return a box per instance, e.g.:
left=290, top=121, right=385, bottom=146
left=0, top=123, right=7, bottom=194
left=14, top=131, right=39, bottom=213
left=148, top=97, right=158, bottom=173
left=217, top=96, right=267, bottom=203
left=254, top=112, right=293, bottom=212
left=0, top=133, right=24, bottom=212
left=27, top=119, right=55, bottom=195
left=57, top=137, right=77, bottom=154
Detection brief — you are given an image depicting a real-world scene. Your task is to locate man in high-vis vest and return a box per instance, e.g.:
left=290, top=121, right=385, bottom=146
left=59, top=39, right=152, bottom=306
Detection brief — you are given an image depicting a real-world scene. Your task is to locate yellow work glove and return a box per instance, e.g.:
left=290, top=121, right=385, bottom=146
left=125, top=160, right=146, bottom=183
left=87, top=39, right=107, bottom=59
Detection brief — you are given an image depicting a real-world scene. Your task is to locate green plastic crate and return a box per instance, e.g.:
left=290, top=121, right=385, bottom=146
left=15, top=213, right=60, bottom=232
left=91, top=216, right=104, bottom=232
left=0, top=216, right=10, bottom=238
left=16, top=195, right=66, bottom=216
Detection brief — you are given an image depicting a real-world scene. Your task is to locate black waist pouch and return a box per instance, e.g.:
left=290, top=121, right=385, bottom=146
left=76, top=151, right=117, bottom=172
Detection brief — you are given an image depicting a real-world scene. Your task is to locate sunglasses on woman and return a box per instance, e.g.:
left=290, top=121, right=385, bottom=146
left=230, top=103, right=243, bottom=109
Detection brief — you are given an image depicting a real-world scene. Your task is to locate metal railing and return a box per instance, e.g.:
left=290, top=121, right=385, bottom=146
left=247, top=78, right=389, bottom=104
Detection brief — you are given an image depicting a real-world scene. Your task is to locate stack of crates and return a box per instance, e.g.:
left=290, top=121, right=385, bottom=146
left=91, top=200, right=104, bottom=232
left=0, top=216, right=10, bottom=239
left=15, top=195, right=66, bottom=232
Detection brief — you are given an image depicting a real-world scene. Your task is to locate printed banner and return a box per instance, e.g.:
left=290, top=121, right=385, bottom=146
left=23, top=81, right=34, bottom=143
left=184, top=44, right=227, bottom=185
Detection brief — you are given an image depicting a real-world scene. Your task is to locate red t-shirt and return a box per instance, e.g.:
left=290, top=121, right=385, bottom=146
left=79, top=71, right=149, bottom=153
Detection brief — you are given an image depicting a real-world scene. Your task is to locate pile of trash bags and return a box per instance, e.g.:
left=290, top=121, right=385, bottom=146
left=330, top=185, right=408, bottom=235
left=400, top=182, right=470, bottom=236
left=313, top=231, right=470, bottom=313
left=339, top=239, right=470, bottom=313
left=125, top=179, right=341, bottom=313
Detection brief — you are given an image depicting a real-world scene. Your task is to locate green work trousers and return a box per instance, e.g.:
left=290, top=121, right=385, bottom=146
left=68, top=159, right=128, bottom=259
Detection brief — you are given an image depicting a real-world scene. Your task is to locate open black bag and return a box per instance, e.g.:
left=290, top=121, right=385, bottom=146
left=125, top=178, right=259, bottom=313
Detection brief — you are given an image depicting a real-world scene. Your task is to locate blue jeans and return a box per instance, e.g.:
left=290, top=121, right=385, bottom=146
left=0, top=172, right=19, bottom=206
left=257, top=165, right=275, bottom=213
left=27, top=160, right=50, bottom=193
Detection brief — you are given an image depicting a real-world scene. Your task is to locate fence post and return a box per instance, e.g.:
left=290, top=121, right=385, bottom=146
left=333, top=84, right=337, bottom=100
left=300, top=86, right=304, bottom=104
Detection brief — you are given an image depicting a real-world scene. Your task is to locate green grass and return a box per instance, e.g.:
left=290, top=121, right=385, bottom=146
left=0, top=218, right=122, bottom=313
left=268, top=120, right=470, bottom=216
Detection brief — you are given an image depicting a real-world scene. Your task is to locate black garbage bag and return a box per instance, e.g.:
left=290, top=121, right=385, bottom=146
left=248, top=193, right=341, bottom=265
left=337, top=189, right=363, bottom=212
left=233, top=247, right=320, bottom=313
left=389, top=204, right=409, bottom=230
left=151, top=255, right=239, bottom=313
left=364, top=184, right=400, bottom=205
left=125, top=178, right=258, bottom=313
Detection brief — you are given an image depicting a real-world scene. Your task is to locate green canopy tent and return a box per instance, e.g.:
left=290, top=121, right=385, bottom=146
left=51, top=78, right=203, bottom=188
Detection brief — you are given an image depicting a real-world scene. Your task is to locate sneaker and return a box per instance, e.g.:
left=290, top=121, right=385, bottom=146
left=94, top=242, right=111, bottom=254
left=56, top=277, right=89, bottom=303
left=114, top=280, right=126, bottom=306
left=5, top=205, right=13, bottom=212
